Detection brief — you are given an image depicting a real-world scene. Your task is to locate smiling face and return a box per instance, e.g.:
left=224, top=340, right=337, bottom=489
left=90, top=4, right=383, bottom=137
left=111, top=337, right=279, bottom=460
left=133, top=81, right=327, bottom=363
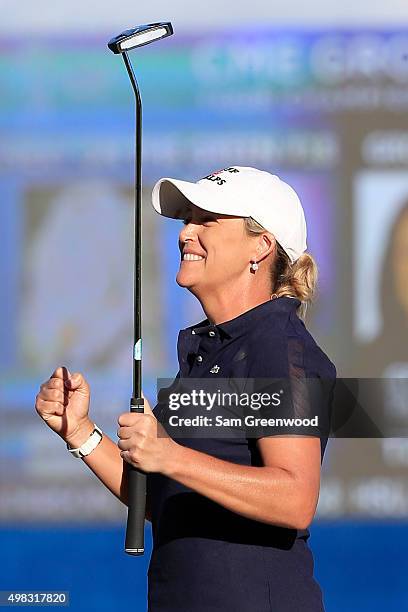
left=176, top=203, right=271, bottom=300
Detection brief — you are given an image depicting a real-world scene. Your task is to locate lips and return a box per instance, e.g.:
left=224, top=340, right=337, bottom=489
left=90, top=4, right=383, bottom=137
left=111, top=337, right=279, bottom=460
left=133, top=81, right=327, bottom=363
left=182, top=253, right=205, bottom=261
left=181, top=248, right=206, bottom=262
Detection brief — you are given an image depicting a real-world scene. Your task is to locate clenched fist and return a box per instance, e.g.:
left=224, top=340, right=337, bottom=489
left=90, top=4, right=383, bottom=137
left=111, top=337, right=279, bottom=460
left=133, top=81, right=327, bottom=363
left=35, top=366, right=93, bottom=446
left=117, top=396, right=179, bottom=474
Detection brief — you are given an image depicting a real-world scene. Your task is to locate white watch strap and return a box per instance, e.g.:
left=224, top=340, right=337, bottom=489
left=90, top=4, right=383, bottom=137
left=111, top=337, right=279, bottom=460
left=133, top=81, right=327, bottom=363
left=67, top=424, right=103, bottom=458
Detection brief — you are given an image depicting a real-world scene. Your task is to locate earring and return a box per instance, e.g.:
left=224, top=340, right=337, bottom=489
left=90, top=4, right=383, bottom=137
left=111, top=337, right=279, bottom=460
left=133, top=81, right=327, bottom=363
left=250, top=261, right=259, bottom=272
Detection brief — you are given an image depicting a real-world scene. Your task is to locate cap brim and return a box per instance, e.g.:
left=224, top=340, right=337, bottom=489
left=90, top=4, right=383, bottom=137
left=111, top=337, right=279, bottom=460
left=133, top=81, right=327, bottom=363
left=151, top=177, right=250, bottom=219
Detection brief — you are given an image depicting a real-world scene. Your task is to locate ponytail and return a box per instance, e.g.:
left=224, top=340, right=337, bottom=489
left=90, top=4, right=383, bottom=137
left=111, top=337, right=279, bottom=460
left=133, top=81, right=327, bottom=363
left=244, top=217, right=318, bottom=321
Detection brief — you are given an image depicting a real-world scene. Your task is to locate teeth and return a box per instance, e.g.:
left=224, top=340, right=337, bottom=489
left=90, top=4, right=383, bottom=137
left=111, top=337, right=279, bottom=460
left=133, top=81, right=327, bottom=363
left=183, top=254, right=204, bottom=261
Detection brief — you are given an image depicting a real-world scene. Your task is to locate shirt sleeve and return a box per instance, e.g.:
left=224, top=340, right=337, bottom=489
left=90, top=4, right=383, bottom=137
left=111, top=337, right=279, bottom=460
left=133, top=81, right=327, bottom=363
left=242, top=334, right=334, bottom=446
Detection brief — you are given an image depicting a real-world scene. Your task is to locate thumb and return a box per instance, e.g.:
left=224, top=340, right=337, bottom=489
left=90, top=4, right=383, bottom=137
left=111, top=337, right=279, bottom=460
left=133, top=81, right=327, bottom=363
left=141, top=391, right=154, bottom=416
left=64, top=372, right=88, bottom=392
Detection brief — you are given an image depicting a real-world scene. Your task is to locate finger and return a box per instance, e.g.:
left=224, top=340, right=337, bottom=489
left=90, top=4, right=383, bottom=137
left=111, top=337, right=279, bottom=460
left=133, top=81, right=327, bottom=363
left=116, top=426, right=134, bottom=440
left=39, top=387, right=67, bottom=405
left=41, top=378, right=65, bottom=392
left=36, top=397, right=65, bottom=417
left=117, top=412, right=140, bottom=427
left=64, top=372, right=88, bottom=392
left=120, top=450, right=133, bottom=464
left=117, top=438, right=133, bottom=451
left=50, top=366, right=71, bottom=382
left=117, top=413, right=153, bottom=430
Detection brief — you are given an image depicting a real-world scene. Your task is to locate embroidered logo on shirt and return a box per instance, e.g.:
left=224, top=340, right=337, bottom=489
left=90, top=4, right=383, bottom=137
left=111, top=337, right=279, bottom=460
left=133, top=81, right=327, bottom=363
left=210, top=365, right=220, bottom=374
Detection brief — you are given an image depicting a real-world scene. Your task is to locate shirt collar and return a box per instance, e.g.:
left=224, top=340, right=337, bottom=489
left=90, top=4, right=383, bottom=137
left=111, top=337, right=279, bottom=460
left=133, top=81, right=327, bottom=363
left=185, top=296, right=301, bottom=340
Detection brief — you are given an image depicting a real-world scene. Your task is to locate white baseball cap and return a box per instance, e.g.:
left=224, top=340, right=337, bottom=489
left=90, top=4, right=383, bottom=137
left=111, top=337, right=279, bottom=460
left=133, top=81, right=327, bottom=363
left=151, top=166, right=307, bottom=263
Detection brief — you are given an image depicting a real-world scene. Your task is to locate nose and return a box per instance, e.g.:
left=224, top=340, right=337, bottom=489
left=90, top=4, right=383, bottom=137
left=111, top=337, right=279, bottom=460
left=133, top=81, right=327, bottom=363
left=179, top=221, right=199, bottom=245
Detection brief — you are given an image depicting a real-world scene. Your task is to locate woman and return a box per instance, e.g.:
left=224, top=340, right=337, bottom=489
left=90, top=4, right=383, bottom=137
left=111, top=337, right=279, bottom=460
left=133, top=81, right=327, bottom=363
left=35, top=166, right=336, bottom=611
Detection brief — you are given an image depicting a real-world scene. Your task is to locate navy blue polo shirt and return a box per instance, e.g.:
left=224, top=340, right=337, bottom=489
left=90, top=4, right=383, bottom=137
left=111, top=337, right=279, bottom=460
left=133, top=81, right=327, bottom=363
left=147, top=297, right=336, bottom=612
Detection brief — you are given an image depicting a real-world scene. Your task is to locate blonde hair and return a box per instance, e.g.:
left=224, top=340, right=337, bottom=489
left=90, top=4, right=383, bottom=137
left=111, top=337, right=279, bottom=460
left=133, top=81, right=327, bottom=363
left=244, top=217, right=318, bottom=321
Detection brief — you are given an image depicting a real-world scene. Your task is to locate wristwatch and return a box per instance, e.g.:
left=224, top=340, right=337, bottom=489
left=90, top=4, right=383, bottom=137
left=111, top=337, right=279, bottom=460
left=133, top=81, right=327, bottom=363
left=66, top=424, right=103, bottom=458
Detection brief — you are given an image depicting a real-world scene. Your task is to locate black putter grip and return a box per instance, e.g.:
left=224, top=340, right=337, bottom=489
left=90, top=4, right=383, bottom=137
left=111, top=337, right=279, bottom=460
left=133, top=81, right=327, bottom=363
left=125, top=398, right=146, bottom=555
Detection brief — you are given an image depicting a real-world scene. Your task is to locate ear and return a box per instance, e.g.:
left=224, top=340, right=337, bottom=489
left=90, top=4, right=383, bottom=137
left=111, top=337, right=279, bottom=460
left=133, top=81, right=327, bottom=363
left=256, top=233, right=275, bottom=263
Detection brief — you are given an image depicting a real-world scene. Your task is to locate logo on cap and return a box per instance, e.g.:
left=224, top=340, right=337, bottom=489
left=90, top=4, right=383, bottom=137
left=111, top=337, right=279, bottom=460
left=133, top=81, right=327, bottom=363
left=202, top=167, right=239, bottom=186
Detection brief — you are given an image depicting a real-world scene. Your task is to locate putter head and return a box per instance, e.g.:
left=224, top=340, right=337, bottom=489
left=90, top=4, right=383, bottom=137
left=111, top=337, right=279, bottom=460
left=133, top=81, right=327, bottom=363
left=108, top=22, right=173, bottom=54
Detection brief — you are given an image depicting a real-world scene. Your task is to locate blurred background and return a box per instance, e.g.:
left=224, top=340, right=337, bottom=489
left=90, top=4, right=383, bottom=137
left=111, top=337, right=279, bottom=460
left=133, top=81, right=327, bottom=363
left=1, top=1, right=408, bottom=610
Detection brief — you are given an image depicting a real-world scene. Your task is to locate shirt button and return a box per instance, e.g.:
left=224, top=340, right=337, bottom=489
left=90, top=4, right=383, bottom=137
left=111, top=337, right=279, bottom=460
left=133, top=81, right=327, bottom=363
left=196, top=355, right=203, bottom=363
left=209, top=331, right=216, bottom=337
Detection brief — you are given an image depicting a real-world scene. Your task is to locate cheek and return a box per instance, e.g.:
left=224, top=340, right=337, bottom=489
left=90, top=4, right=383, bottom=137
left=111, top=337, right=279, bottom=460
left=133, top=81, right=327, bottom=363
left=208, top=242, right=248, bottom=272
left=202, top=223, right=251, bottom=270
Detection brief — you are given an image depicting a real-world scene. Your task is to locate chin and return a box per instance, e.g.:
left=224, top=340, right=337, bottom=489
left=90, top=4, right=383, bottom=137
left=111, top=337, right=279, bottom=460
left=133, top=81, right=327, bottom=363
left=176, top=271, right=197, bottom=289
